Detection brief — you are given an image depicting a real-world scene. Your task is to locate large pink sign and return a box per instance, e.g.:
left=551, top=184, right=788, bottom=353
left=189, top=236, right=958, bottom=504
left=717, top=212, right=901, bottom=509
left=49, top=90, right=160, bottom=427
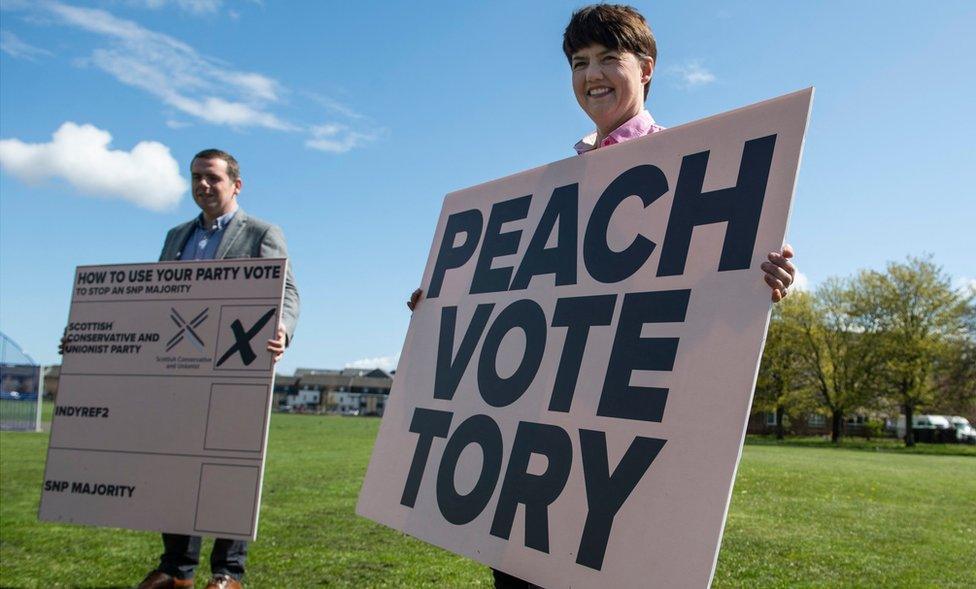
left=359, top=89, right=813, bottom=588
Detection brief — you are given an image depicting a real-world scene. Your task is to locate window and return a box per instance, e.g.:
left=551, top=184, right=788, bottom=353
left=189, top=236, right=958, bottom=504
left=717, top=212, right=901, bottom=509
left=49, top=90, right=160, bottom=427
left=765, top=412, right=777, bottom=426
left=808, top=414, right=826, bottom=427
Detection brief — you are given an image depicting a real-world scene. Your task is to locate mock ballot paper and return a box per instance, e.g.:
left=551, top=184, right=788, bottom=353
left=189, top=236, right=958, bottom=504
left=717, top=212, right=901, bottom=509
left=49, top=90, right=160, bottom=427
left=39, top=258, right=287, bottom=541
left=357, top=89, right=813, bottom=588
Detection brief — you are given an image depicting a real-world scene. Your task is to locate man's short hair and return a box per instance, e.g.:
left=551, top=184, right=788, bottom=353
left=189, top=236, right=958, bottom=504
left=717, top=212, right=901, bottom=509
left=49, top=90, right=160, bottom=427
left=191, top=148, right=240, bottom=182
left=562, top=4, right=657, bottom=100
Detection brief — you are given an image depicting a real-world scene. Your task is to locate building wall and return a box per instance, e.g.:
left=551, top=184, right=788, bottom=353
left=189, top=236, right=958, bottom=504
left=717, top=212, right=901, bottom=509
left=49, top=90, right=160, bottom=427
left=747, top=411, right=886, bottom=437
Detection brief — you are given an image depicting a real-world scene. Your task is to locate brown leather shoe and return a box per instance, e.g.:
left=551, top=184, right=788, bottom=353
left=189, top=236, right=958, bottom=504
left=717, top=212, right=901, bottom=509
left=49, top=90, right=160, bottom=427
left=137, top=570, right=194, bottom=589
left=205, top=574, right=243, bottom=589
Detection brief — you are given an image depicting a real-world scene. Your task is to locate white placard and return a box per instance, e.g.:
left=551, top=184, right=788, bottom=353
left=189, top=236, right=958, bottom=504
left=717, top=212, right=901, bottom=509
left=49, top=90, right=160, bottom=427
left=358, top=89, right=813, bottom=588
left=39, top=258, right=287, bottom=541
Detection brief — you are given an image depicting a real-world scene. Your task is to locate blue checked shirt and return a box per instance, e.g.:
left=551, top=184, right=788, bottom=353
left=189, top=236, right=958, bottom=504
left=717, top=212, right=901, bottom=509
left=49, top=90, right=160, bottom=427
left=179, top=208, right=238, bottom=261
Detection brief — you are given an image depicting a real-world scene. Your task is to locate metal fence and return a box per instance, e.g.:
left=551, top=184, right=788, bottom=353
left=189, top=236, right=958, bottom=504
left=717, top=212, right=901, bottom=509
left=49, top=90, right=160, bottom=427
left=1, top=332, right=42, bottom=432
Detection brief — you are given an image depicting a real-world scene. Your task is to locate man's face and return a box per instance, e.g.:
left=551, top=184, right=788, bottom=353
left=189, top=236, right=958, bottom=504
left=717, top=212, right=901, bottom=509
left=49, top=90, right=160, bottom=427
left=191, top=157, right=241, bottom=222
left=571, top=43, right=653, bottom=135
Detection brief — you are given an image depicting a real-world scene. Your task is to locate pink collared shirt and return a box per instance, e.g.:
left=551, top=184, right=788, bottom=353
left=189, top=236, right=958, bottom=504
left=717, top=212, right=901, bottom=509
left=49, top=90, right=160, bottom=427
left=574, top=109, right=665, bottom=154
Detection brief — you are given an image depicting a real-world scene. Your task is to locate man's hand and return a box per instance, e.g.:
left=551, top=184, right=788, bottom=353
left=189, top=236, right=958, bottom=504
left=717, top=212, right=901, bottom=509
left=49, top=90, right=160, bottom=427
left=761, top=244, right=796, bottom=303
left=267, top=325, right=286, bottom=363
left=407, top=288, right=423, bottom=312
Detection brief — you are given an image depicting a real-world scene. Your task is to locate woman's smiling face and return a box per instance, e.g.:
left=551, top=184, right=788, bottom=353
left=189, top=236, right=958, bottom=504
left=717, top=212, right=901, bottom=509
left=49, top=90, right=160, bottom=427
left=571, top=43, right=653, bottom=137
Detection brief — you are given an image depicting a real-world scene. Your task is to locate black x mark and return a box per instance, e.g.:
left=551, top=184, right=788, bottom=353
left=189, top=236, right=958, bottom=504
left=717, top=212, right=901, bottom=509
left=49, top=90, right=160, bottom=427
left=216, top=308, right=277, bottom=367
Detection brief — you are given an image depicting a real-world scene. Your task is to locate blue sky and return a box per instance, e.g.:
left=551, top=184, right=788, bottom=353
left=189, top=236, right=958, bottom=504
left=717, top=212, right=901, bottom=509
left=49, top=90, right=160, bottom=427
left=1, top=0, right=973, bottom=373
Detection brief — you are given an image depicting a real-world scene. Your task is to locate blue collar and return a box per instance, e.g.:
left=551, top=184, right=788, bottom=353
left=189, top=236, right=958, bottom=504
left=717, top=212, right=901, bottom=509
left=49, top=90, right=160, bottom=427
left=197, top=207, right=238, bottom=231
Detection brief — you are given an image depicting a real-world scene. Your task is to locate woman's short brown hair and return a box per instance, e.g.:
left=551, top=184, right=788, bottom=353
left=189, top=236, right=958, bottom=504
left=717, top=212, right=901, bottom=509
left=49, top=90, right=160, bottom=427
left=562, top=4, right=657, bottom=100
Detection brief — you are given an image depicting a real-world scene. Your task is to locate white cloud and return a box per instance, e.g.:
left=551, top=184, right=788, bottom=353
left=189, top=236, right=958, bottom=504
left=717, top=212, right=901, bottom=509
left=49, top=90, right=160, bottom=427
left=306, top=123, right=383, bottom=154
left=165, top=119, right=191, bottom=129
left=303, top=95, right=387, bottom=153
left=0, top=122, right=187, bottom=211
left=792, top=270, right=810, bottom=292
left=0, top=30, right=53, bottom=60
left=953, top=276, right=976, bottom=295
left=128, top=0, right=223, bottom=15
left=5, top=2, right=382, bottom=153
left=345, top=354, right=399, bottom=372
left=669, top=60, right=717, bottom=89
left=224, top=72, right=280, bottom=102
left=305, top=92, right=367, bottom=120
left=43, top=2, right=293, bottom=130
left=49, top=3, right=147, bottom=40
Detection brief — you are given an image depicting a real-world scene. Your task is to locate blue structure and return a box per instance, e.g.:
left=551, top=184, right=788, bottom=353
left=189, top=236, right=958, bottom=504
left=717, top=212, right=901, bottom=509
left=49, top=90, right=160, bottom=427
left=0, top=332, right=41, bottom=431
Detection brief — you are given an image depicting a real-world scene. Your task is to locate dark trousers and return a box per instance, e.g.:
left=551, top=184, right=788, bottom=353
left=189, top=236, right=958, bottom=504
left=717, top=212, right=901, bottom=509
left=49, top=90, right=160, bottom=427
left=158, top=533, right=248, bottom=580
left=492, top=568, right=540, bottom=588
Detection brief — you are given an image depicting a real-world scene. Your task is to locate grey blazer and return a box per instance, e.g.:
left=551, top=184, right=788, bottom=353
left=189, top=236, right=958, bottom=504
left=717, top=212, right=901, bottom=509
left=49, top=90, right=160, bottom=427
left=159, top=208, right=300, bottom=344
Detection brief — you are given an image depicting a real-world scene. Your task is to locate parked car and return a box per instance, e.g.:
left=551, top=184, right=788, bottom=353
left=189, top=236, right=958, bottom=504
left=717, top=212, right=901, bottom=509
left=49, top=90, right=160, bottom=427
left=895, top=414, right=950, bottom=436
left=948, top=416, right=976, bottom=444
left=895, top=414, right=952, bottom=441
left=0, top=390, right=37, bottom=401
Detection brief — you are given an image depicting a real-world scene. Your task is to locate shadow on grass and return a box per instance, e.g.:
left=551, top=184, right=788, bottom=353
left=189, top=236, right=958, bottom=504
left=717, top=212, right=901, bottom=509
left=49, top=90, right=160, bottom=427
left=745, top=435, right=976, bottom=457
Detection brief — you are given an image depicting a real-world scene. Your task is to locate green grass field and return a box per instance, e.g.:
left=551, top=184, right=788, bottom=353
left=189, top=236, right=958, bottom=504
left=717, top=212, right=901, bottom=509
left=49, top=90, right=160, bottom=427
left=2, top=414, right=974, bottom=588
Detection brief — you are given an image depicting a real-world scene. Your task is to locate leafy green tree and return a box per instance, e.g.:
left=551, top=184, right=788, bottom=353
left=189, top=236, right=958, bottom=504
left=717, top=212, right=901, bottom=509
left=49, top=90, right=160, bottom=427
left=755, top=296, right=815, bottom=438
left=932, top=338, right=976, bottom=418
left=790, top=283, right=885, bottom=443
left=851, top=257, right=975, bottom=446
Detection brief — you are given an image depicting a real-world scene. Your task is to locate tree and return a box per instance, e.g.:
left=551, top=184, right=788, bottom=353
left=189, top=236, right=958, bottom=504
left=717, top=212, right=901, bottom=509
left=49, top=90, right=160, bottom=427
left=755, top=296, right=815, bottom=438
left=929, top=337, right=976, bottom=418
left=851, top=257, right=975, bottom=446
left=790, top=282, right=885, bottom=443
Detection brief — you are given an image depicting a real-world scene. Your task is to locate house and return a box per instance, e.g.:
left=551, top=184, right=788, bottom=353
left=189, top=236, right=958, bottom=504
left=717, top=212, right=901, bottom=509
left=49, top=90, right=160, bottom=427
left=747, top=411, right=830, bottom=436
left=277, top=367, right=394, bottom=415
left=272, top=374, right=300, bottom=408
left=747, top=410, right=883, bottom=438
left=285, top=387, right=322, bottom=411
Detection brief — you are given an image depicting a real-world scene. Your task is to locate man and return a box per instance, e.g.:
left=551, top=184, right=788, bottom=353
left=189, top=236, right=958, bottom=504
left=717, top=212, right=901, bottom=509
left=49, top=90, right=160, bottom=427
left=138, top=148, right=300, bottom=589
left=406, top=5, right=795, bottom=588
